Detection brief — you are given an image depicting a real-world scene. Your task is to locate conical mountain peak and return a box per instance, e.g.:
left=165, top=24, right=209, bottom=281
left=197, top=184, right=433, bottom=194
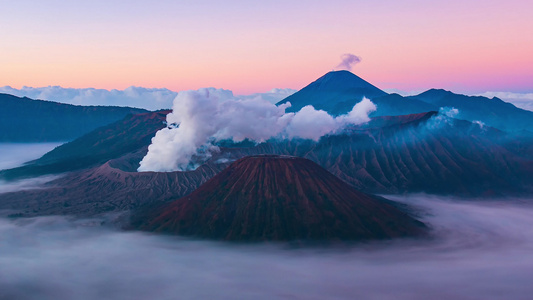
left=276, top=70, right=387, bottom=115
left=308, top=70, right=382, bottom=91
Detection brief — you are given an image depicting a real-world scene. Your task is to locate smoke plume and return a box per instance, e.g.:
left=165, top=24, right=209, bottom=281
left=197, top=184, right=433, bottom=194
left=336, top=53, right=362, bottom=71
left=138, top=88, right=376, bottom=172
left=424, top=107, right=460, bottom=131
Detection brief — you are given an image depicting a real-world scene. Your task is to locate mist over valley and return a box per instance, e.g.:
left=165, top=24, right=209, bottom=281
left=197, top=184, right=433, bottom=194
left=1, top=195, right=533, bottom=300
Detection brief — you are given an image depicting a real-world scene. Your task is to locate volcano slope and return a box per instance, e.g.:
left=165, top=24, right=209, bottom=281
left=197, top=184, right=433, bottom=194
left=0, top=93, right=147, bottom=142
left=0, top=110, right=169, bottom=180
left=219, top=112, right=533, bottom=196
left=135, top=155, right=426, bottom=242
left=1, top=111, right=531, bottom=218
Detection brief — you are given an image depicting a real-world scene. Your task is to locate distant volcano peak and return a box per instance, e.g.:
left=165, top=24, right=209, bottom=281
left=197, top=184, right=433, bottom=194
left=276, top=70, right=387, bottom=115
left=312, top=70, right=379, bottom=90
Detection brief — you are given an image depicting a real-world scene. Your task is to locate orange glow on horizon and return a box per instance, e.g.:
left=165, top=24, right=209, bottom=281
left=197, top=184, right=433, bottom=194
left=1, top=0, right=532, bottom=94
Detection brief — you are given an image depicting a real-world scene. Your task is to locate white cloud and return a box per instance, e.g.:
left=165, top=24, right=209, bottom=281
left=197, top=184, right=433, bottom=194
left=238, top=88, right=297, bottom=104
left=2, top=196, right=533, bottom=300
left=138, top=88, right=376, bottom=172
left=473, top=120, right=486, bottom=129
left=477, top=91, right=533, bottom=112
left=0, top=143, right=63, bottom=171
left=382, top=89, right=423, bottom=96
left=425, top=107, right=459, bottom=130
left=0, top=86, right=177, bottom=111
left=0, top=86, right=298, bottom=110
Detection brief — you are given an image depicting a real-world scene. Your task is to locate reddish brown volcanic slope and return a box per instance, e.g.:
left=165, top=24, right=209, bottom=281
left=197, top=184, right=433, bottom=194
left=0, top=110, right=170, bottom=180
left=137, top=155, right=426, bottom=242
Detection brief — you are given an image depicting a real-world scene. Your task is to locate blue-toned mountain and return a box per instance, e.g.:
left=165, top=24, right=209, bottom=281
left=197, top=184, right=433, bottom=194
left=410, top=89, right=533, bottom=132
left=276, top=70, right=388, bottom=115
left=0, top=93, right=147, bottom=142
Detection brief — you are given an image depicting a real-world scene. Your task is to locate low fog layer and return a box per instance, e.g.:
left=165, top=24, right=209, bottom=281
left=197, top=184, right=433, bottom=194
left=138, top=88, right=376, bottom=172
left=0, top=143, right=64, bottom=194
left=0, top=175, right=61, bottom=195
left=0, top=143, right=62, bottom=171
left=1, top=196, right=533, bottom=300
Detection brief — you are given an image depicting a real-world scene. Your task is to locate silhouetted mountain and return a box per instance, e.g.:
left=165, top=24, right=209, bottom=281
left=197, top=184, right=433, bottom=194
left=0, top=110, right=168, bottom=179
left=0, top=93, right=147, bottom=142
left=135, top=155, right=426, bottom=242
left=370, top=93, right=438, bottom=117
left=276, top=71, right=533, bottom=133
left=275, top=71, right=443, bottom=117
left=276, top=70, right=388, bottom=115
left=410, top=89, right=533, bottom=132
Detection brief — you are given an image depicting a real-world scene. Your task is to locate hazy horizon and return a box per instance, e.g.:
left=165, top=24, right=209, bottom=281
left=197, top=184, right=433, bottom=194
left=2, top=80, right=532, bottom=112
left=2, top=1, right=532, bottom=94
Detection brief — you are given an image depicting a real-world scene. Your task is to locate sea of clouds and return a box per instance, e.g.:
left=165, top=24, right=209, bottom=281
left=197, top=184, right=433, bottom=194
left=0, top=143, right=65, bottom=194
left=1, top=195, right=533, bottom=300
left=0, top=86, right=296, bottom=111
left=0, top=143, right=62, bottom=171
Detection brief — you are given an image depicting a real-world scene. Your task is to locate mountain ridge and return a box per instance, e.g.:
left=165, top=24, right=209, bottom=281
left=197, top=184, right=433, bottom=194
left=0, top=93, right=148, bottom=142
left=0, top=110, right=168, bottom=179
left=409, top=89, right=533, bottom=132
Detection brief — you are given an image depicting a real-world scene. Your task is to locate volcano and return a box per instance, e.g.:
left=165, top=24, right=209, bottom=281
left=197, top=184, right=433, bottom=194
left=275, top=70, right=436, bottom=117
left=276, top=70, right=387, bottom=115
left=136, top=155, right=426, bottom=242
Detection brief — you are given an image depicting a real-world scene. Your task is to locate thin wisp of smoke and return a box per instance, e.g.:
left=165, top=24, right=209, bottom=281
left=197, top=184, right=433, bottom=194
left=138, top=88, right=376, bottom=172
left=336, top=53, right=362, bottom=71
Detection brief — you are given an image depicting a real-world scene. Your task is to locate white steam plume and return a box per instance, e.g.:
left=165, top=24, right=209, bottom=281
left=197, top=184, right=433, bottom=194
left=425, top=107, right=460, bottom=130
left=138, top=88, right=376, bottom=172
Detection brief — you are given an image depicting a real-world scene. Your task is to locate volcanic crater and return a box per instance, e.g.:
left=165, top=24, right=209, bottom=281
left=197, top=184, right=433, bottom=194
left=135, top=155, right=427, bottom=242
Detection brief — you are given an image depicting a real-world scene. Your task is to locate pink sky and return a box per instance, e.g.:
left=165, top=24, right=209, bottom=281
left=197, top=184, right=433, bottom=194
left=1, top=0, right=532, bottom=94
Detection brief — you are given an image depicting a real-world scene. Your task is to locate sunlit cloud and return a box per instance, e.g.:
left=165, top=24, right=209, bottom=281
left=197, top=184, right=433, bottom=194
left=477, top=91, right=533, bottom=112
